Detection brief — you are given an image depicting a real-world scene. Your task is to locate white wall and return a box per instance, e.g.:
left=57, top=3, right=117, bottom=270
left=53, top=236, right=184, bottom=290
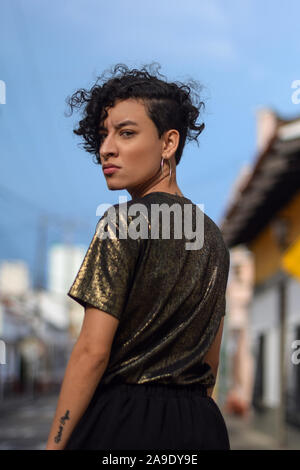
left=48, top=243, right=87, bottom=295
left=264, top=327, right=280, bottom=406
left=250, top=276, right=300, bottom=407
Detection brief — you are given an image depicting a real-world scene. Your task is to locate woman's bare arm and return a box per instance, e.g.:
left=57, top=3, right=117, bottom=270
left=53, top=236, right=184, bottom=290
left=45, top=346, right=109, bottom=449
left=45, top=305, right=119, bottom=450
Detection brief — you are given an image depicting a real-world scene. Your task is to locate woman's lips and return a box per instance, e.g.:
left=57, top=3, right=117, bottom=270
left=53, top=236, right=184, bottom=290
left=103, top=167, right=120, bottom=175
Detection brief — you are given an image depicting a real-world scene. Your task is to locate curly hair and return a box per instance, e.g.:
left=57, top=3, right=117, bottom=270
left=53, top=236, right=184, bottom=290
left=65, top=62, right=206, bottom=166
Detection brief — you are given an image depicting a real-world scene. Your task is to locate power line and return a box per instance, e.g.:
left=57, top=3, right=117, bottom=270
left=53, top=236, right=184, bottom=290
left=0, top=182, right=92, bottom=231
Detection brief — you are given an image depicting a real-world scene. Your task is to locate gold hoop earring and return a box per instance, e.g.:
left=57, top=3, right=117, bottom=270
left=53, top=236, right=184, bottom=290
left=161, top=156, right=164, bottom=174
left=168, top=159, right=172, bottom=179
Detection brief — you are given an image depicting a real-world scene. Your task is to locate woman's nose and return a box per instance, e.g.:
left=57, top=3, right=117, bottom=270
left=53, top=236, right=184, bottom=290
left=100, top=135, right=116, bottom=153
left=100, top=133, right=118, bottom=156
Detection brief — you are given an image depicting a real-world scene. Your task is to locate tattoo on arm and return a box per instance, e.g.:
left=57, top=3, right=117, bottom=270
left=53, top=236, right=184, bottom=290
left=54, top=410, right=70, bottom=443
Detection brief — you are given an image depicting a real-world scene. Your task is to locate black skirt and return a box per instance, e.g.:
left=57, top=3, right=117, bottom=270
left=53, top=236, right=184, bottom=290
left=64, top=382, right=230, bottom=450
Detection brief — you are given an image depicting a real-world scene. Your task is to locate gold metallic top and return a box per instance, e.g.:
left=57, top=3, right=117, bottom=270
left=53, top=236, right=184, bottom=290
left=67, top=192, right=230, bottom=388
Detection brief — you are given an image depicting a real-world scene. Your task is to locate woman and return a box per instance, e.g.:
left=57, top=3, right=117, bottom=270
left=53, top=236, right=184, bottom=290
left=46, top=63, right=231, bottom=450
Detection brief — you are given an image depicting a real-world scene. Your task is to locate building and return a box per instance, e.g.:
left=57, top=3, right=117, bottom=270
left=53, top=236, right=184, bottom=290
left=0, top=258, right=74, bottom=399
left=224, top=245, right=255, bottom=416
left=220, top=108, right=300, bottom=443
left=48, top=243, right=87, bottom=338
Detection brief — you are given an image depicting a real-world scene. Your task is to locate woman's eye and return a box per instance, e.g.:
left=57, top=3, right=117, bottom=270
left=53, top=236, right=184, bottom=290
left=121, top=131, right=134, bottom=137
left=98, top=131, right=134, bottom=141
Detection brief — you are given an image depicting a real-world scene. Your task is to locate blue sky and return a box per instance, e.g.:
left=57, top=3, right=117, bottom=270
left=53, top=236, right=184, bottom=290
left=1, top=0, right=300, bottom=287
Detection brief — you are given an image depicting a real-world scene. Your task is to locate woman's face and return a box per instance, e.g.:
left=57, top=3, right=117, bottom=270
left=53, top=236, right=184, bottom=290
left=98, top=98, right=167, bottom=196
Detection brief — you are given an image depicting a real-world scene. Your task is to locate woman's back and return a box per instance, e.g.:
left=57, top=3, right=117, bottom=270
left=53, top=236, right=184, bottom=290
left=68, top=191, right=230, bottom=390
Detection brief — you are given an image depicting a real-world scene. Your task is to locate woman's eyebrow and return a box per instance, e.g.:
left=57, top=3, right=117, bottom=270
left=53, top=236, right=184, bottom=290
left=99, top=120, right=139, bottom=131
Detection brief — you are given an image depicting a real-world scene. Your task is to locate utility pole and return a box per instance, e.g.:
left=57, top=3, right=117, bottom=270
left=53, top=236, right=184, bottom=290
left=271, top=216, right=290, bottom=449
left=62, top=221, right=77, bottom=340
left=34, top=213, right=48, bottom=291
left=278, top=269, right=288, bottom=448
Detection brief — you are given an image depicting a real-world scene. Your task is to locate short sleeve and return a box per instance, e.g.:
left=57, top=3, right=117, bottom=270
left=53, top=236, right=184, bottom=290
left=67, top=207, right=142, bottom=321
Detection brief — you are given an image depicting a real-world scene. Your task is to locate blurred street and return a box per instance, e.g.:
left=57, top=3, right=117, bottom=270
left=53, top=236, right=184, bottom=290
left=1, top=393, right=300, bottom=450
left=224, top=410, right=300, bottom=450
left=0, top=393, right=58, bottom=450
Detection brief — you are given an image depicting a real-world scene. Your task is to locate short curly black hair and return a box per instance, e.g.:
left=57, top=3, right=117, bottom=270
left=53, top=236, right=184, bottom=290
left=65, top=62, right=206, bottom=166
